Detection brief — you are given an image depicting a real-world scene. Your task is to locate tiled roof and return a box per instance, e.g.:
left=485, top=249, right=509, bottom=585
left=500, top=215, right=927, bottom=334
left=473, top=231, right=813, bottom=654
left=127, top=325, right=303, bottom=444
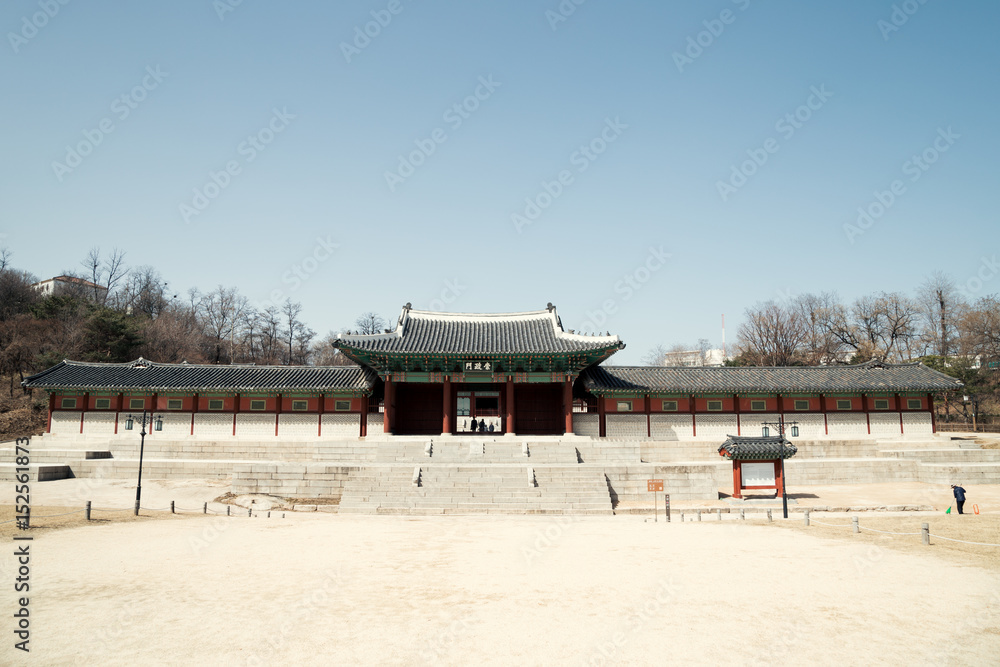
left=22, top=358, right=377, bottom=393
left=581, top=360, right=962, bottom=394
left=334, top=304, right=622, bottom=355
left=718, top=436, right=797, bottom=461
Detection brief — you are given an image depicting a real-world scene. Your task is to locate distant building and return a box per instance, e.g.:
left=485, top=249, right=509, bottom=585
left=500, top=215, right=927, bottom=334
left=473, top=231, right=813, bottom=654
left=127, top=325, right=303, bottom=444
left=31, top=275, right=107, bottom=301
left=660, top=348, right=727, bottom=367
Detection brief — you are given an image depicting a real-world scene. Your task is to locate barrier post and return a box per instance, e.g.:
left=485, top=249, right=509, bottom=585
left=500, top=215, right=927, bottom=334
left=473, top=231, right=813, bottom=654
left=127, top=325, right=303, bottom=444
left=767, top=509, right=772, bottom=522
left=804, top=510, right=810, bottom=527
left=227, top=505, right=231, bottom=516
left=716, top=509, right=722, bottom=521
left=203, top=502, right=207, bottom=514
left=922, top=523, right=930, bottom=545
left=171, top=501, right=175, bottom=514
left=740, top=509, right=745, bottom=520
left=85, top=501, right=91, bottom=521
left=697, top=510, right=702, bottom=522
left=852, top=517, right=859, bottom=534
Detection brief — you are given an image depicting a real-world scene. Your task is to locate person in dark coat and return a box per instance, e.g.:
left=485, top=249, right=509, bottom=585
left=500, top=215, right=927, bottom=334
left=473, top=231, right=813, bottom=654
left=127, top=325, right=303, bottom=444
left=952, top=484, right=967, bottom=514
left=470, top=418, right=478, bottom=433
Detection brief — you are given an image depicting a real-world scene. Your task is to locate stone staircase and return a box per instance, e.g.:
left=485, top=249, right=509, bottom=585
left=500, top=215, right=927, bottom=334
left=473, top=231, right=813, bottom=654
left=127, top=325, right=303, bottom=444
left=337, top=464, right=613, bottom=515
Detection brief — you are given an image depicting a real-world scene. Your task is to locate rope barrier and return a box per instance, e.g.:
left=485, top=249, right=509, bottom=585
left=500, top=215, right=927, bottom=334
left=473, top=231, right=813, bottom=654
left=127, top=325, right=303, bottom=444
left=809, top=519, right=853, bottom=528
left=92, top=507, right=135, bottom=512
left=928, top=534, right=1000, bottom=548
left=859, top=526, right=923, bottom=536
left=24, top=509, right=86, bottom=519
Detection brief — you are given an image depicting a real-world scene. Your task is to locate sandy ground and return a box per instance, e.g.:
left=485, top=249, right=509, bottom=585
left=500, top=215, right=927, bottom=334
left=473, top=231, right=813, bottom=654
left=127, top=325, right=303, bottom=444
left=2, top=507, right=999, bottom=664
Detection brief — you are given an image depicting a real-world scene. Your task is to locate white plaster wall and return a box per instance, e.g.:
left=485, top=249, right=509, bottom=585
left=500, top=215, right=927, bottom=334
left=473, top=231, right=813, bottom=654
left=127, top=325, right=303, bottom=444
left=236, top=414, right=276, bottom=437
left=194, top=413, right=233, bottom=437
left=902, top=412, right=933, bottom=435
left=650, top=414, right=693, bottom=440
left=695, top=414, right=740, bottom=439
left=827, top=413, right=869, bottom=437
left=606, top=414, right=647, bottom=438
left=82, top=412, right=115, bottom=435
left=50, top=411, right=80, bottom=435
left=870, top=412, right=903, bottom=436
left=279, top=414, right=319, bottom=437
left=322, top=413, right=358, bottom=436
left=572, top=413, right=599, bottom=437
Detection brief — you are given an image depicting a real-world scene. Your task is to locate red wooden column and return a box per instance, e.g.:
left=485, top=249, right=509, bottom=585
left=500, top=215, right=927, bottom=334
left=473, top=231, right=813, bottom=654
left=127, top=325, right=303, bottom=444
left=79, top=392, right=90, bottom=433
left=442, top=377, right=452, bottom=435
left=360, top=394, right=368, bottom=437
left=191, top=392, right=199, bottom=436
left=506, top=376, right=515, bottom=435
left=820, top=394, right=828, bottom=435
left=774, top=460, right=785, bottom=498
left=896, top=393, right=904, bottom=434
left=383, top=377, right=393, bottom=434
left=233, top=393, right=240, bottom=436
left=114, top=392, right=124, bottom=435
left=563, top=379, right=574, bottom=435
left=732, top=462, right=743, bottom=499
left=46, top=393, right=56, bottom=433
left=318, top=393, right=325, bottom=437
left=928, top=393, right=936, bottom=433
left=862, top=395, right=871, bottom=435
left=776, top=392, right=784, bottom=433
left=275, top=393, right=282, bottom=437
left=598, top=395, right=607, bottom=438
left=690, top=394, right=697, bottom=437
left=733, top=393, right=741, bottom=436
left=645, top=393, right=651, bottom=438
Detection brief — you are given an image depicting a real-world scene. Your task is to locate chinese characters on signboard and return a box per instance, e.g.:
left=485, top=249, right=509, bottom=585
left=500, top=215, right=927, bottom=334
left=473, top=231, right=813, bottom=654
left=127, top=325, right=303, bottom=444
left=463, top=361, right=492, bottom=372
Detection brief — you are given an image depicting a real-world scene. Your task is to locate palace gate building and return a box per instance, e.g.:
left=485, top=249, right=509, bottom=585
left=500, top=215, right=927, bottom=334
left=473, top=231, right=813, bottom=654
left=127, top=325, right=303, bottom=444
left=19, top=304, right=982, bottom=512
left=25, top=303, right=959, bottom=441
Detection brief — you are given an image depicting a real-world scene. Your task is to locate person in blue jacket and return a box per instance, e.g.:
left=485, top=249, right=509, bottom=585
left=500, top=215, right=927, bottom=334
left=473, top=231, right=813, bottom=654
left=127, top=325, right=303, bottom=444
left=951, top=484, right=967, bottom=514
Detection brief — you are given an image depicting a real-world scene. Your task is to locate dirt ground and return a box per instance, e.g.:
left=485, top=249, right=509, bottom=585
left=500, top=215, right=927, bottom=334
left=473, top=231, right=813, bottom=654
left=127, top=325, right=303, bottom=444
left=2, top=479, right=1000, bottom=665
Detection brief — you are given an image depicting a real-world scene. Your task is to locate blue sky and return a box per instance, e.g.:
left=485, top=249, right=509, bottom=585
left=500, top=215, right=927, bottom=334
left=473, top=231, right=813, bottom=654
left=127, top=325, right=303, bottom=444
left=1, top=1, right=997, bottom=364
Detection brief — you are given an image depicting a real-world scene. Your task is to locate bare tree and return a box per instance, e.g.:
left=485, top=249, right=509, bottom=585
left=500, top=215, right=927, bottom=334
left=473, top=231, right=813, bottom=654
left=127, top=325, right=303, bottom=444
left=282, top=299, right=315, bottom=364
left=80, top=247, right=127, bottom=305
left=915, top=272, right=965, bottom=358
left=642, top=344, right=668, bottom=366
left=355, top=312, right=387, bottom=335
left=312, top=332, right=358, bottom=366
left=736, top=301, right=808, bottom=366
left=0, top=247, right=11, bottom=273
left=197, top=286, right=246, bottom=363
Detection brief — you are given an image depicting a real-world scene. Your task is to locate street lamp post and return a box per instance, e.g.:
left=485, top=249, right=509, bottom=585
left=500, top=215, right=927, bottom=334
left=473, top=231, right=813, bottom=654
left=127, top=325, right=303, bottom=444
left=762, top=415, right=799, bottom=519
left=125, top=410, right=162, bottom=516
